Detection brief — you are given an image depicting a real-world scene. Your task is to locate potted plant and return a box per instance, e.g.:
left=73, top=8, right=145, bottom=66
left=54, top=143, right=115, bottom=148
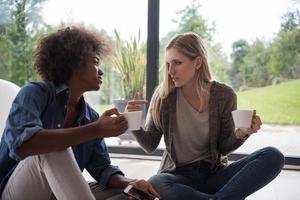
left=111, top=30, right=147, bottom=143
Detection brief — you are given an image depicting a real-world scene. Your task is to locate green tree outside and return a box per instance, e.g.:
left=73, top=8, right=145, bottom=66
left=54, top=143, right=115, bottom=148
left=0, top=0, right=48, bottom=86
left=158, top=0, right=229, bottom=83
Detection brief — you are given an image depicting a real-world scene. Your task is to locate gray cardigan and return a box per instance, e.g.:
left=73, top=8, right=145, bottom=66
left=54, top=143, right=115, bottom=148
left=133, top=81, right=244, bottom=173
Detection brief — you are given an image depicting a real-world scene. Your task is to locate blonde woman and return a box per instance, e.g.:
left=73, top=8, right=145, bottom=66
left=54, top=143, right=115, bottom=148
left=126, top=32, right=284, bottom=200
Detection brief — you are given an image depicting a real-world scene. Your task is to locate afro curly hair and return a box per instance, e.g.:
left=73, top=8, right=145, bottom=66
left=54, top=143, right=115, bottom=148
left=34, top=25, right=113, bottom=85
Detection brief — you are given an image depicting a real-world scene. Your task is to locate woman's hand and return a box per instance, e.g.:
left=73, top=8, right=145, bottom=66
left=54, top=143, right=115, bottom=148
left=129, top=179, right=160, bottom=199
left=235, top=110, right=262, bottom=141
left=125, top=92, right=147, bottom=112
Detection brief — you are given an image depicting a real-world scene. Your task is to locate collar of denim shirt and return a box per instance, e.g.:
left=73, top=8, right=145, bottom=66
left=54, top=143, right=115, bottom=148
left=54, top=83, right=92, bottom=122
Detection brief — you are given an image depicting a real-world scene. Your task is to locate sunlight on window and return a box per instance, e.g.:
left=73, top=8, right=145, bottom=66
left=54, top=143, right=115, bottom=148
left=0, top=0, right=299, bottom=156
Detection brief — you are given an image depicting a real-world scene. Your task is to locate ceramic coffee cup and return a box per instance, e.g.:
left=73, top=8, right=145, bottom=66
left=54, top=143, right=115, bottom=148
left=123, top=111, right=143, bottom=131
left=232, top=110, right=254, bottom=128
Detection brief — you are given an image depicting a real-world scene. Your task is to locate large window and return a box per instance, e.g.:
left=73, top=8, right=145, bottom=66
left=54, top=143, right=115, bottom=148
left=0, top=0, right=299, bottom=162
left=0, top=0, right=148, bottom=105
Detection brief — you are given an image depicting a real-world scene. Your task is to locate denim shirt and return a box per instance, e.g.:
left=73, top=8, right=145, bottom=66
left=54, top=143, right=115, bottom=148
left=0, top=81, right=123, bottom=194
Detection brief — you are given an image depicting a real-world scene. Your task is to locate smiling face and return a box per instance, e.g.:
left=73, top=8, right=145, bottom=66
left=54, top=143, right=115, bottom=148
left=73, top=54, right=104, bottom=92
left=166, top=47, right=200, bottom=88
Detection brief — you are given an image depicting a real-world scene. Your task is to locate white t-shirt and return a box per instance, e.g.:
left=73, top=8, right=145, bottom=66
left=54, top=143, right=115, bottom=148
left=173, top=88, right=211, bottom=166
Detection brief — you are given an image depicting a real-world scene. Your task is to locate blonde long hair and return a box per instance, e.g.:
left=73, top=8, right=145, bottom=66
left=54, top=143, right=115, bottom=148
left=151, top=32, right=212, bottom=129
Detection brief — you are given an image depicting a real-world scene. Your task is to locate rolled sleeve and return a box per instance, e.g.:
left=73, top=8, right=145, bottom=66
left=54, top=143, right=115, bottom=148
left=98, top=165, right=124, bottom=189
left=3, top=83, right=48, bottom=160
left=86, top=139, right=124, bottom=189
left=6, top=125, right=43, bottom=160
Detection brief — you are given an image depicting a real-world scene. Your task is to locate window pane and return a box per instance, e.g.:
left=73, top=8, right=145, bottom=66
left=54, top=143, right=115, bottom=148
left=0, top=0, right=148, bottom=147
left=160, top=0, right=300, bottom=158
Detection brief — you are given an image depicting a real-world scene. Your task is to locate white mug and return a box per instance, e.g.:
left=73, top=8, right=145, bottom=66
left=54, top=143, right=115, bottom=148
left=123, top=111, right=143, bottom=131
left=232, top=110, right=253, bottom=128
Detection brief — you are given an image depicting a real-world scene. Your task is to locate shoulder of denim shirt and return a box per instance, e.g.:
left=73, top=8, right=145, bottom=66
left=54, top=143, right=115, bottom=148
left=15, top=81, right=54, bottom=99
left=22, top=81, right=100, bottom=122
left=21, top=81, right=69, bottom=96
left=20, top=81, right=54, bottom=93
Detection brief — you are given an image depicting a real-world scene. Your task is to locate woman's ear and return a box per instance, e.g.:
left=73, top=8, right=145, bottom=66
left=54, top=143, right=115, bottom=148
left=74, top=66, right=85, bottom=75
left=195, top=56, right=202, bottom=69
left=70, top=67, right=82, bottom=81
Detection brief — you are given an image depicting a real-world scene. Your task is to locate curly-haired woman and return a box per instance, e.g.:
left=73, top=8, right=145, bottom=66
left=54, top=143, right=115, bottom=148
left=0, top=26, right=159, bottom=200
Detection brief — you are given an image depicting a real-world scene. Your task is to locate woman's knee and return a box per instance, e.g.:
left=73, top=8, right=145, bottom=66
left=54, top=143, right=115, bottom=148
left=39, top=148, right=75, bottom=165
left=148, top=174, right=180, bottom=200
left=262, top=146, right=285, bottom=169
left=148, top=173, right=178, bottom=195
left=149, top=174, right=172, bottom=188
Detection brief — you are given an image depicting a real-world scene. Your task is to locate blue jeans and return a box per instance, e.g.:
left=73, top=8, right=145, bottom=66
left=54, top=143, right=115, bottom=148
left=149, top=147, right=284, bottom=200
